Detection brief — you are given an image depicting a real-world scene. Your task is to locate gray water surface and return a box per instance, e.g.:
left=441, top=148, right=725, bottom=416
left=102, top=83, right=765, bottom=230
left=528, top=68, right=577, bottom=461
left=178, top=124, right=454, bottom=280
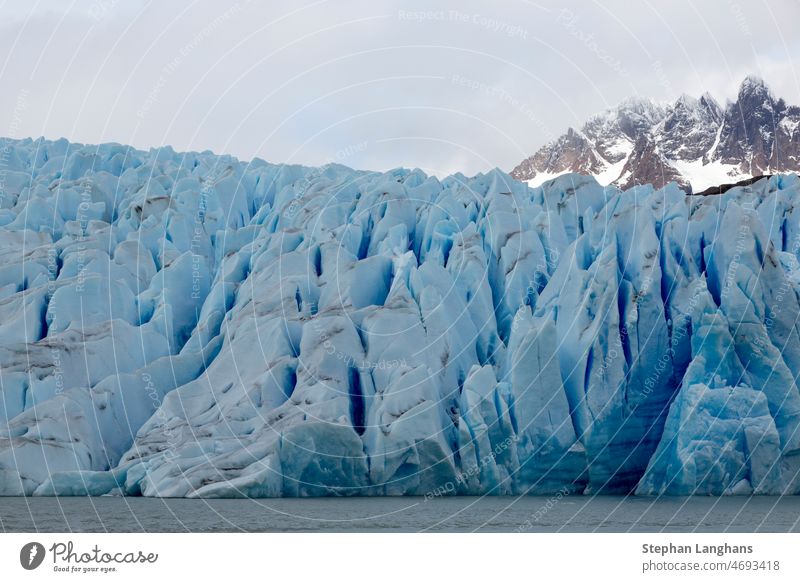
left=2, top=496, right=800, bottom=532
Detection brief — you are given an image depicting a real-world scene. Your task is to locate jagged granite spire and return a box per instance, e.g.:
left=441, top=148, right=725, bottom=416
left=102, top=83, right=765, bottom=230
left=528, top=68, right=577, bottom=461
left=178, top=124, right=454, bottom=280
left=511, top=76, right=800, bottom=193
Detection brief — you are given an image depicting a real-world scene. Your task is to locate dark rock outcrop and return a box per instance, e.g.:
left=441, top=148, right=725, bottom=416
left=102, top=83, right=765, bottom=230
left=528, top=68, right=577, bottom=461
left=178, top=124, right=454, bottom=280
left=511, top=76, right=800, bottom=192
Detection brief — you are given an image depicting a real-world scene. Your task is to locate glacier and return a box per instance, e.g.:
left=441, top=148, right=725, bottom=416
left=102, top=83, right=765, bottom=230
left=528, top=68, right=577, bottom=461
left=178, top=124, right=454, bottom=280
left=1, top=137, right=800, bottom=497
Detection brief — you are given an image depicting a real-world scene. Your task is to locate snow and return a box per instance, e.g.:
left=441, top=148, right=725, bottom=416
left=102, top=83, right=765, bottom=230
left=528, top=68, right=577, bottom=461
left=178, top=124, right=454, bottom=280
left=1, top=137, right=800, bottom=496
left=526, top=148, right=628, bottom=188
left=605, top=137, right=635, bottom=160
left=707, top=121, right=724, bottom=159
left=594, top=155, right=628, bottom=186
left=525, top=171, right=563, bottom=188
left=780, top=116, right=800, bottom=138
left=515, top=77, right=800, bottom=193
left=670, top=158, right=748, bottom=192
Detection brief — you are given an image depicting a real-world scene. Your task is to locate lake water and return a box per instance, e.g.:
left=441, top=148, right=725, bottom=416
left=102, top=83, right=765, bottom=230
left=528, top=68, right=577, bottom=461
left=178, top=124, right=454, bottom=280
left=2, top=496, right=799, bottom=532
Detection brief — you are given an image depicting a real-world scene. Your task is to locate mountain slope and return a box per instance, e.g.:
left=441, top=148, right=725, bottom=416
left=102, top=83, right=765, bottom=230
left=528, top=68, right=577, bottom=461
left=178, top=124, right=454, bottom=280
left=511, top=76, right=800, bottom=193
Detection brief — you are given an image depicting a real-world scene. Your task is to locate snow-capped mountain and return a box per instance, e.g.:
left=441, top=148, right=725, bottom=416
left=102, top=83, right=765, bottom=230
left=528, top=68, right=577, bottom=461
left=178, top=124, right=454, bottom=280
left=1, top=137, right=800, bottom=497
left=511, top=76, right=800, bottom=192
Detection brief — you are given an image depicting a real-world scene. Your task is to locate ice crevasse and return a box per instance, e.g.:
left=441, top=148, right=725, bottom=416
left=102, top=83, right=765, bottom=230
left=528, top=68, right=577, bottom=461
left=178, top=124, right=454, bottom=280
left=1, top=137, right=800, bottom=497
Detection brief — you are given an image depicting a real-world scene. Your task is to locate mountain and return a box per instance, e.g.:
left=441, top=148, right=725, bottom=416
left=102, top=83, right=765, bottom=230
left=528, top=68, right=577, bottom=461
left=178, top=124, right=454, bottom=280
left=1, top=137, right=800, bottom=496
left=511, top=76, right=800, bottom=192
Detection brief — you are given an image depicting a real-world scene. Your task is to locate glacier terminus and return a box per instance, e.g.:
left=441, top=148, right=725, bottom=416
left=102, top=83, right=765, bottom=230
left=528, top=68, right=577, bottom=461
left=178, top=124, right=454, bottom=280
left=1, top=137, right=800, bottom=497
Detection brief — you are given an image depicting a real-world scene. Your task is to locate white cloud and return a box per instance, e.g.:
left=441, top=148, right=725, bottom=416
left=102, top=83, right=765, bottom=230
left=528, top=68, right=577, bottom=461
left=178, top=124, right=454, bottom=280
left=0, top=0, right=798, bottom=176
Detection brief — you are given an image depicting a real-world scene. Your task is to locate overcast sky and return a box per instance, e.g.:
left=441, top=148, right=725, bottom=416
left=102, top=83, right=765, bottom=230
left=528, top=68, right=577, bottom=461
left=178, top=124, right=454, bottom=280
left=1, top=0, right=798, bottom=176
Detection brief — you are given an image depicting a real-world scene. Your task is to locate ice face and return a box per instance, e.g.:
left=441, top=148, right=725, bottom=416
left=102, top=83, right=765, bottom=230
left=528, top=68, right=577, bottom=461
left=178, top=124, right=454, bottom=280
left=1, top=137, right=800, bottom=496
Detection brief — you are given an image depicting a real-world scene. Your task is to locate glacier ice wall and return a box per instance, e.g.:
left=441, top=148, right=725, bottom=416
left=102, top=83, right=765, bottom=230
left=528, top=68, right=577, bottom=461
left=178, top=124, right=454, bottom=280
left=1, top=137, right=800, bottom=496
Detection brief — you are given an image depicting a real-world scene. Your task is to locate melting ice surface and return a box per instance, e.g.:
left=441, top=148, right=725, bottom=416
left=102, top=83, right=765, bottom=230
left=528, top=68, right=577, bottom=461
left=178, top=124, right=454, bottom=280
left=1, top=137, right=800, bottom=497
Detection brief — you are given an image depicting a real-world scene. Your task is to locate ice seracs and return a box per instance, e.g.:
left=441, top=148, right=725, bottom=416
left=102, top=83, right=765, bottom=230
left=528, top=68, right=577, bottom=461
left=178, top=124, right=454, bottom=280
left=1, top=137, right=800, bottom=496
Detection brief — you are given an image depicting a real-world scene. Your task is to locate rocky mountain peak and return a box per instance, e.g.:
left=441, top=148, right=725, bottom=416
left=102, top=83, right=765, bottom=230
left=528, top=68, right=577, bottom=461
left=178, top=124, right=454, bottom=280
left=739, top=74, right=771, bottom=97
left=511, top=76, right=800, bottom=192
